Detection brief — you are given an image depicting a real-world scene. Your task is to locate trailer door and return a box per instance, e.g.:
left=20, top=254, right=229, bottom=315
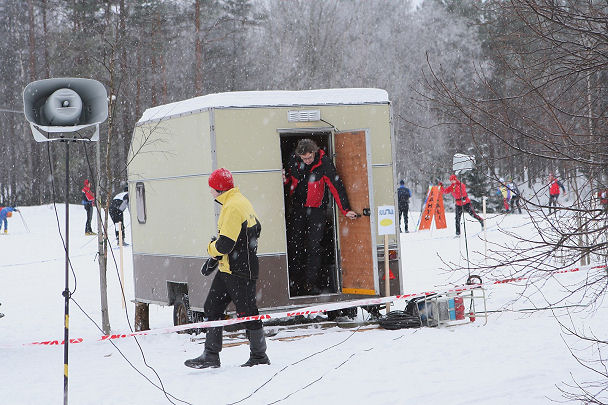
left=334, top=130, right=378, bottom=295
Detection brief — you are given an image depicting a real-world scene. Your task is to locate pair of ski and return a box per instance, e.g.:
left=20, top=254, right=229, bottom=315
left=190, top=319, right=379, bottom=348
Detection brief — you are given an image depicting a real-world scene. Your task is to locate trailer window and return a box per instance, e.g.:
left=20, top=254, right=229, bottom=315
left=136, top=182, right=147, bottom=224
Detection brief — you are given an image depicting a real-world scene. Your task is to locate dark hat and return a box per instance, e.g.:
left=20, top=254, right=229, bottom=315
left=399, top=180, right=405, bottom=186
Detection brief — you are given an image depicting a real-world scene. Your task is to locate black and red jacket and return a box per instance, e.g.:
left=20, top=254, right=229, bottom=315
left=284, top=149, right=351, bottom=215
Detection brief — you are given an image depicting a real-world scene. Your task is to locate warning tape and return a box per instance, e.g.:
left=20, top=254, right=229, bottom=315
left=13, top=284, right=480, bottom=348
left=486, top=263, right=606, bottom=285
left=8, top=263, right=606, bottom=349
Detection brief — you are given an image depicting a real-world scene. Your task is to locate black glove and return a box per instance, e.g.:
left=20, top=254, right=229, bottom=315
left=201, top=257, right=220, bottom=276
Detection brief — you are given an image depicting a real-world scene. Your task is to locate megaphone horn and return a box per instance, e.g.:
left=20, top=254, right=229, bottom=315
left=23, top=77, right=108, bottom=142
left=43, top=88, right=83, bottom=126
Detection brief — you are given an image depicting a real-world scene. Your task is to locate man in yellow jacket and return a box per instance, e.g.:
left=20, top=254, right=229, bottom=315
left=185, top=168, right=269, bottom=369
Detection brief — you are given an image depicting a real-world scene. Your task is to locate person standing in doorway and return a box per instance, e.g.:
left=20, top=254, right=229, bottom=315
left=548, top=174, right=566, bottom=214
left=397, top=180, right=411, bottom=233
left=185, top=168, right=269, bottom=369
left=81, top=179, right=96, bottom=235
left=440, top=174, right=484, bottom=236
left=283, top=139, right=358, bottom=295
left=109, top=187, right=129, bottom=245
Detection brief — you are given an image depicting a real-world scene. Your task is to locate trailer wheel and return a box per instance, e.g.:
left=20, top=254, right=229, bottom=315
left=341, top=307, right=358, bottom=319
left=173, top=293, right=200, bottom=334
left=327, top=310, right=340, bottom=321
left=327, top=307, right=358, bottom=321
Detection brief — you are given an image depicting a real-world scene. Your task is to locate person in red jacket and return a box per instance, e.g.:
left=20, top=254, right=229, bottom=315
left=440, top=174, right=484, bottom=236
left=283, top=139, right=358, bottom=295
left=599, top=188, right=608, bottom=210
left=81, top=179, right=96, bottom=235
left=548, top=174, right=566, bottom=214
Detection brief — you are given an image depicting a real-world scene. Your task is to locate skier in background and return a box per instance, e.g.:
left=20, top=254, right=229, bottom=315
left=397, top=180, right=411, bottom=233
left=508, top=180, right=522, bottom=214
left=0, top=206, right=19, bottom=234
left=109, top=187, right=129, bottom=245
left=81, top=179, right=96, bottom=235
left=497, top=178, right=511, bottom=213
left=548, top=174, right=566, bottom=214
left=599, top=188, right=608, bottom=211
left=440, top=174, right=484, bottom=236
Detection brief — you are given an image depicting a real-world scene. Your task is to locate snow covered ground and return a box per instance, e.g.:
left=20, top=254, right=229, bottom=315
left=1, top=204, right=606, bottom=404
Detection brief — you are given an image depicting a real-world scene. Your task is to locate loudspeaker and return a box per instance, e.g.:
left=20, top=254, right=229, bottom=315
left=23, top=78, right=108, bottom=142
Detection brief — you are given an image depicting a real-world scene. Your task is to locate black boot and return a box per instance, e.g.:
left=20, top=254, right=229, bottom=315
left=184, top=327, right=222, bottom=369
left=241, top=328, right=270, bottom=367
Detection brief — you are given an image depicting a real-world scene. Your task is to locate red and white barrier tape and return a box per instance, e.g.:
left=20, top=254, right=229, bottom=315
left=8, top=263, right=606, bottom=349
left=13, top=284, right=480, bottom=348
left=487, top=263, right=606, bottom=285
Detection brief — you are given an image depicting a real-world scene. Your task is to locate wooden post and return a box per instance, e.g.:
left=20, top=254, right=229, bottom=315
left=384, top=234, right=391, bottom=313
left=118, top=222, right=125, bottom=309
left=134, top=302, right=149, bottom=331
left=482, top=197, right=488, bottom=263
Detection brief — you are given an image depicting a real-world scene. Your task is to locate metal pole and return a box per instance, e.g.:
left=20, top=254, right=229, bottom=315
left=119, top=223, right=125, bottom=309
left=384, top=234, right=391, bottom=313
left=62, top=140, right=70, bottom=405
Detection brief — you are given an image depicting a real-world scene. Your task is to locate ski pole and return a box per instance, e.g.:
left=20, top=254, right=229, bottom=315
left=18, top=211, right=30, bottom=233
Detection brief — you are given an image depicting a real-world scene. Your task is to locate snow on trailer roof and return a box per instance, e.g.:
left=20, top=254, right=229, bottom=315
left=138, top=88, right=389, bottom=124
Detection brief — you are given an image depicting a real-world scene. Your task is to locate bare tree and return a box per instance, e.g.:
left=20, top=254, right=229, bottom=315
left=422, top=1, right=608, bottom=401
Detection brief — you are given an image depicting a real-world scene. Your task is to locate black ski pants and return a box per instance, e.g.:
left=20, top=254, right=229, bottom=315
left=288, top=206, right=325, bottom=290
left=204, top=271, right=262, bottom=331
left=510, top=195, right=522, bottom=214
left=84, top=203, right=93, bottom=233
left=399, top=203, right=409, bottom=232
left=109, top=206, right=125, bottom=240
left=548, top=194, right=559, bottom=214
left=455, top=203, right=483, bottom=235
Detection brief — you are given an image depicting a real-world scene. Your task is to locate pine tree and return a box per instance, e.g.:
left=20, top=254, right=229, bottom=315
left=461, top=168, right=500, bottom=213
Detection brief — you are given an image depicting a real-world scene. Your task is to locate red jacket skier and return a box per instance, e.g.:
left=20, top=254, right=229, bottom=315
left=548, top=174, right=566, bottom=214
left=81, top=179, right=96, bottom=235
left=599, top=189, right=608, bottom=209
left=440, top=174, right=484, bottom=236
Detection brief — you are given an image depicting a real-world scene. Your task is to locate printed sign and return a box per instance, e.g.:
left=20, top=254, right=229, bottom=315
left=378, top=205, right=396, bottom=235
left=419, top=186, right=447, bottom=230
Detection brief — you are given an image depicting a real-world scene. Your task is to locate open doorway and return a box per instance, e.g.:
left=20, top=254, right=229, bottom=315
left=280, top=132, right=339, bottom=297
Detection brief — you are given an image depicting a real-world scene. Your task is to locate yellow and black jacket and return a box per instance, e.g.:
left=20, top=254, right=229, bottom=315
left=207, top=187, right=261, bottom=280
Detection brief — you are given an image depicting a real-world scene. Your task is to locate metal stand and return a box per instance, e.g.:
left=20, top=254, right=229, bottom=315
left=62, top=140, right=70, bottom=405
left=416, top=287, right=488, bottom=327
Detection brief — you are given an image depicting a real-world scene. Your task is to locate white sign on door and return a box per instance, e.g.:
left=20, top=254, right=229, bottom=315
left=377, top=205, right=396, bottom=235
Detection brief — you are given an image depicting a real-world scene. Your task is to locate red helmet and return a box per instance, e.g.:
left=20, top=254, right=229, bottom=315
left=449, top=174, right=458, bottom=182
left=208, top=168, right=234, bottom=191
left=84, top=179, right=90, bottom=187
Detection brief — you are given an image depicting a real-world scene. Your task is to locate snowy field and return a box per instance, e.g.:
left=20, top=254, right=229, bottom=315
left=1, top=204, right=606, bottom=404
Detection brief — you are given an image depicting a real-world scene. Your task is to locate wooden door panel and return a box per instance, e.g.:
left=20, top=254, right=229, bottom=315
left=334, top=131, right=376, bottom=295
